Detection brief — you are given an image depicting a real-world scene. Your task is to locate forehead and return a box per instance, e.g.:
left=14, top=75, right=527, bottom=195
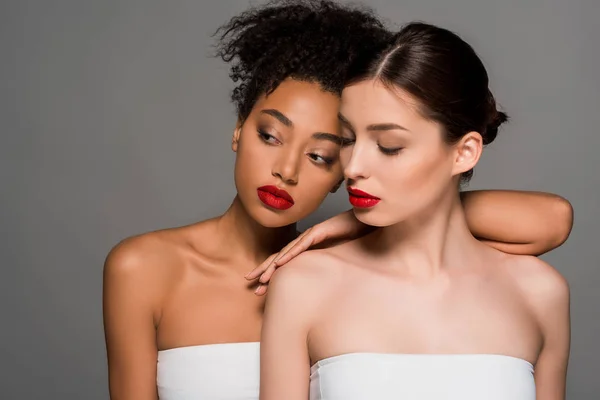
left=253, top=79, right=341, bottom=129
left=341, top=80, right=423, bottom=124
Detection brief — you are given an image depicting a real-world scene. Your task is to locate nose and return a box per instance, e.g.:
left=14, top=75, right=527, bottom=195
left=272, top=148, right=300, bottom=185
left=342, top=141, right=369, bottom=182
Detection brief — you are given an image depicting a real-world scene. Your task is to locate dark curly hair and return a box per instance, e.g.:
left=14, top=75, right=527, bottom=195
left=214, top=0, right=391, bottom=122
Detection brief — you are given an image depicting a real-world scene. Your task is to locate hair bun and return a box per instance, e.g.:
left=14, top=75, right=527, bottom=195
left=483, top=110, right=508, bottom=145
left=483, top=90, right=508, bottom=145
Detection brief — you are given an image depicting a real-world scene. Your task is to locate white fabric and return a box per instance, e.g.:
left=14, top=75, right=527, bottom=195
left=157, top=342, right=260, bottom=400
left=310, top=353, right=535, bottom=400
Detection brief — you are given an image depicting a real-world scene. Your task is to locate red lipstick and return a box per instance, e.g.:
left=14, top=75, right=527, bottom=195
left=347, top=187, right=380, bottom=208
left=257, top=185, right=295, bottom=210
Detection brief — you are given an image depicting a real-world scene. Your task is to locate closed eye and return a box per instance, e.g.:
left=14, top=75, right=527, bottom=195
left=340, top=137, right=356, bottom=147
left=378, top=145, right=403, bottom=155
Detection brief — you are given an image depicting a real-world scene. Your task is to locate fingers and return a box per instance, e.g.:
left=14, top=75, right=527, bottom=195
left=248, top=226, right=328, bottom=295
left=258, top=235, right=317, bottom=285
left=258, top=264, right=277, bottom=284
left=273, top=227, right=317, bottom=265
left=257, top=237, right=305, bottom=283
left=270, top=229, right=311, bottom=265
left=258, top=254, right=281, bottom=283
left=272, top=233, right=314, bottom=266
left=250, top=253, right=278, bottom=296
left=254, top=283, right=268, bottom=296
left=258, top=227, right=323, bottom=283
left=246, top=253, right=278, bottom=280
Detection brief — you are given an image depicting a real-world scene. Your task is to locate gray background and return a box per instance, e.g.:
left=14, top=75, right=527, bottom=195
left=1, top=0, right=598, bottom=398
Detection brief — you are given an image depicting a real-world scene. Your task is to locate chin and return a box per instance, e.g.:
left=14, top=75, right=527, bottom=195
left=250, top=205, right=298, bottom=228
left=352, top=208, right=399, bottom=228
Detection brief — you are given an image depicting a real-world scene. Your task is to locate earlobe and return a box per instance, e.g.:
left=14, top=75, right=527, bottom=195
left=232, top=121, right=242, bottom=152
left=453, top=132, right=483, bottom=176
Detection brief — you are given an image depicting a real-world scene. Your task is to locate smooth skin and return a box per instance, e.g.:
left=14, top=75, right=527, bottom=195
left=103, top=80, right=572, bottom=400
left=249, top=189, right=572, bottom=290
left=259, top=81, right=570, bottom=400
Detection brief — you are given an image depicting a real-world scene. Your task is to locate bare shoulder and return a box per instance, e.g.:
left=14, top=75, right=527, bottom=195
left=504, top=255, right=570, bottom=312
left=103, top=223, right=210, bottom=305
left=268, top=249, right=344, bottom=304
left=105, top=230, right=177, bottom=282
left=104, top=217, right=220, bottom=274
left=270, top=249, right=335, bottom=283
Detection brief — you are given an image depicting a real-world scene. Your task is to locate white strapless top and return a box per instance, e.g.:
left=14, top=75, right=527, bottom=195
left=157, top=342, right=260, bottom=400
left=310, top=353, right=535, bottom=400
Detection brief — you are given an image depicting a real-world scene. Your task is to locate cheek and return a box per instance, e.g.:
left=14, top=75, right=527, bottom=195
left=236, top=133, right=272, bottom=172
left=388, top=148, right=452, bottom=196
left=238, top=131, right=263, bottom=159
left=234, top=144, right=268, bottom=195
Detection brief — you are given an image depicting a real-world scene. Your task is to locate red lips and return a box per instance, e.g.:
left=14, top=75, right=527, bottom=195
left=347, top=187, right=380, bottom=208
left=257, top=185, right=295, bottom=210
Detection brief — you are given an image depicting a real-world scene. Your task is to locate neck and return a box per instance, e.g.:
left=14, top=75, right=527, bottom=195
left=214, top=196, right=298, bottom=266
left=365, top=191, right=481, bottom=278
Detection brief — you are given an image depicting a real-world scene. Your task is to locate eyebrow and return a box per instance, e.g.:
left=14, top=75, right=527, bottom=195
left=261, top=109, right=342, bottom=145
left=312, top=132, right=344, bottom=145
left=260, top=109, right=293, bottom=127
left=366, top=123, right=409, bottom=132
left=339, top=113, right=410, bottom=133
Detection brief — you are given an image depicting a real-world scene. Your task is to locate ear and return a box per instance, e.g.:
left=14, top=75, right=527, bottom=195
left=231, top=120, right=242, bottom=152
left=452, top=131, right=483, bottom=177
left=330, top=178, right=344, bottom=193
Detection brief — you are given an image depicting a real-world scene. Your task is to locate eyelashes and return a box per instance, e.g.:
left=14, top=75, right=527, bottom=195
left=340, top=137, right=356, bottom=147
left=341, top=138, right=404, bottom=156
left=257, top=129, right=336, bottom=167
left=308, top=153, right=335, bottom=165
left=378, top=145, right=403, bottom=156
left=257, top=129, right=280, bottom=145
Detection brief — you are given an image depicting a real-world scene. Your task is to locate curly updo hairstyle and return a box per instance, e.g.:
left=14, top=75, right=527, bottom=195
left=214, top=0, right=392, bottom=122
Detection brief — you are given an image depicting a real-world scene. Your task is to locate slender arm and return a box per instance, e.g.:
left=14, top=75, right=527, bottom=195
left=461, top=190, right=573, bottom=255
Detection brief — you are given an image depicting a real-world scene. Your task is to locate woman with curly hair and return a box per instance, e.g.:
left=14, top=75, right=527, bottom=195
left=102, top=1, right=572, bottom=399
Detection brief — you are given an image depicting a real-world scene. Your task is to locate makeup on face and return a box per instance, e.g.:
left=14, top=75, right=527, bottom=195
left=254, top=110, right=343, bottom=211
left=234, top=80, right=344, bottom=227
left=257, top=110, right=344, bottom=162
left=347, top=187, right=381, bottom=208
left=257, top=185, right=295, bottom=210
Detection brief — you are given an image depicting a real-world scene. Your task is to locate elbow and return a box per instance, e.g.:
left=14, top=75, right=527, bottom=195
left=547, top=195, right=574, bottom=250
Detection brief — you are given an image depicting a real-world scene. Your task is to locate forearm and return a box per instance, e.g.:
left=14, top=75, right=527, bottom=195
left=461, top=190, right=573, bottom=255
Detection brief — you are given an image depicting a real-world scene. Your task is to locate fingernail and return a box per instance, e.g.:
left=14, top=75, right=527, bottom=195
left=254, top=284, right=262, bottom=294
